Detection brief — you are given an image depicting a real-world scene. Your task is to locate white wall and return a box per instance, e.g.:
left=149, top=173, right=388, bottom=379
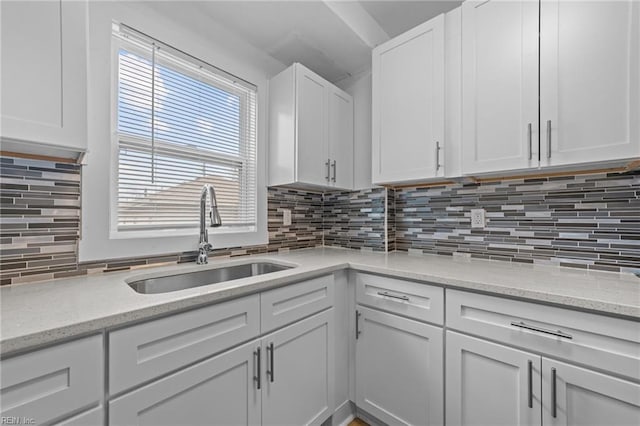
left=336, top=69, right=374, bottom=190
left=80, top=1, right=286, bottom=261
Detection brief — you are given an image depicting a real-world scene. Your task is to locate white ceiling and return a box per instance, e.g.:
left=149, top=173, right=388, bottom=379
left=148, top=1, right=462, bottom=83
left=360, top=1, right=462, bottom=38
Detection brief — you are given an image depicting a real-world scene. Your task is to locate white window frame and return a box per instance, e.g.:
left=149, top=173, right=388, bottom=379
left=107, top=25, right=266, bottom=246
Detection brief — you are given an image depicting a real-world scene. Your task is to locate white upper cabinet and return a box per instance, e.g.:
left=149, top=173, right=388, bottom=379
left=461, top=0, right=539, bottom=174
left=0, top=0, right=87, bottom=154
left=269, top=63, right=354, bottom=190
left=540, top=0, right=640, bottom=166
left=462, top=0, right=639, bottom=176
left=372, top=14, right=446, bottom=184
left=328, top=87, right=354, bottom=189
left=296, top=66, right=330, bottom=186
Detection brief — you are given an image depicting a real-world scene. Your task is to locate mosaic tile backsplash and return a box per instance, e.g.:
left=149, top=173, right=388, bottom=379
left=394, top=171, right=640, bottom=273
left=1, top=155, right=323, bottom=285
left=323, top=188, right=386, bottom=251
left=2, top=152, right=639, bottom=285
left=1, top=156, right=82, bottom=286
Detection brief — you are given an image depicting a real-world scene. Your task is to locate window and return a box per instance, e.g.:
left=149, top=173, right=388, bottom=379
left=112, top=24, right=257, bottom=236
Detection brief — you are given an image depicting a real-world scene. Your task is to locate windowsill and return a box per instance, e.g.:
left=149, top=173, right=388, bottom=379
left=109, top=226, right=257, bottom=240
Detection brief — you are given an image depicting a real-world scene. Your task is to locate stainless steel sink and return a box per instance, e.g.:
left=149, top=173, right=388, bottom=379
left=128, top=262, right=293, bottom=294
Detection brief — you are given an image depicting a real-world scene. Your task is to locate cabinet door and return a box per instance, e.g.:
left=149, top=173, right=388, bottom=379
left=461, top=0, right=539, bottom=174
left=262, top=310, right=334, bottom=426
left=540, top=1, right=640, bottom=166
left=0, top=335, right=103, bottom=426
left=109, top=341, right=260, bottom=426
left=446, top=331, right=542, bottom=426
left=328, top=87, right=354, bottom=190
left=296, top=64, right=329, bottom=186
left=356, top=307, right=443, bottom=425
left=372, top=15, right=445, bottom=184
left=0, top=0, right=87, bottom=150
left=542, top=358, right=640, bottom=426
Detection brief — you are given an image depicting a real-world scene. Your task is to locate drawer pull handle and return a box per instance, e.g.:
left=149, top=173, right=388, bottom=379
left=254, top=347, right=261, bottom=390
left=331, top=160, right=337, bottom=182
left=355, top=310, right=362, bottom=339
left=551, top=367, right=557, bottom=418
left=377, top=291, right=409, bottom=301
left=527, top=360, right=533, bottom=408
left=266, top=342, right=274, bottom=383
left=510, top=321, right=573, bottom=340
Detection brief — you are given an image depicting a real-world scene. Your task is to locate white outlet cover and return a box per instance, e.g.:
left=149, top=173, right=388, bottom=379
left=282, top=209, right=292, bottom=226
left=470, top=208, right=485, bottom=228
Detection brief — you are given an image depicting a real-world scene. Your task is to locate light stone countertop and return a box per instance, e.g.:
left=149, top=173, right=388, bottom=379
left=1, top=247, right=639, bottom=355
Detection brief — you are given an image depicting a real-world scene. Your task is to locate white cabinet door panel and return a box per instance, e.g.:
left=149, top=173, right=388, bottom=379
left=328, top=87, right=354, bottom=190
left=356, top=307, right=443, bottom=426
left=446, top=331, right=542, bottom=426
left=540, top=0, right=640, bottom=165
left=462, top=0, right=539, bottom=174
left=296, top=66, right=329, bottom=186
left=109, top=341, right=260, bottom=426
left=372, top=14, right=445, bottom=184
left=261, top=310, right=334, bottom=426
left=0, top=0, right=87, bottom=150
left=0, top=335, right=103, bottom=426
left=542, top=358, right=640, bottom=426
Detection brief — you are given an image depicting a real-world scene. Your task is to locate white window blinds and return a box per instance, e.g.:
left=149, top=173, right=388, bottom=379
left=113, top=24, right=257, bottom=233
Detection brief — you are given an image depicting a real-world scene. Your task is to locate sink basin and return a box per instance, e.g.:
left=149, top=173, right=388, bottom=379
left=128, top=262, right=293, bottom=294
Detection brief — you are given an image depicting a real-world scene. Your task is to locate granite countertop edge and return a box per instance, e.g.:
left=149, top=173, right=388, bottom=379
left=2, top=248, right=638, bottom=356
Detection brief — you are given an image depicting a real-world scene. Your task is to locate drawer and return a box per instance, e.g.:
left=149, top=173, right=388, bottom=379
left=355, top=272, right=444, bottom=325
left=261, top=275, right=334, bottom=333
left=446, top=289, right=640, bottom=380
left=0, top=335, right=103, bottom=425
left=109, top=294, right=260, bottom=395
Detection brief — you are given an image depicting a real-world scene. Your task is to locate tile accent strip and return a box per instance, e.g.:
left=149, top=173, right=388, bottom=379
left=394, top=170, right=640, bottom=273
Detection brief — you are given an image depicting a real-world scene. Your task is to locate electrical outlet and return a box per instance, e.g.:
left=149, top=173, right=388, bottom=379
left=282, top=209, right=292, bottom=226
left=470, top=208, right=486, bottom=228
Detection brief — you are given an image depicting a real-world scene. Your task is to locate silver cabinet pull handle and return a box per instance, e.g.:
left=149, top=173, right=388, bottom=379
left=510, top=321, right=572, bottom=339
left=331, top=160, right=336, bottom=182
left=527, top=360, right=533, bottom=408
left=551, top=367, right=557, bottom=418
left=355, top=310, right=361, bottom=339
left=377, top=291, right=410, bottom=301
left=527, top=123, right=532, bottom=160
left=546, top=120, right=552, bottom=159
left=254, top=346, right=261, bottom=390
left=325, top=159, right=331, bottom=182
left=266, top=342, right=274, bottom=382
left=435, top=141, right=441, bottom=171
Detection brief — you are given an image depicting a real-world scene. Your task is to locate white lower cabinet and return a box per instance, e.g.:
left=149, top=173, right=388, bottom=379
left=108, top=289, right=335, bottom=426
left=0, top=334, right=103, bottom=426
left=109, top=341, right=260, bottom=426
left=262, top=309, right=334, bottom=426
left=355, top=306, right=443, bottom=425
left=446, top=331, right=542, bottom=426
left=446, top=320, right=640, bottom=426
left=542, top=358, right=640, bottom=426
